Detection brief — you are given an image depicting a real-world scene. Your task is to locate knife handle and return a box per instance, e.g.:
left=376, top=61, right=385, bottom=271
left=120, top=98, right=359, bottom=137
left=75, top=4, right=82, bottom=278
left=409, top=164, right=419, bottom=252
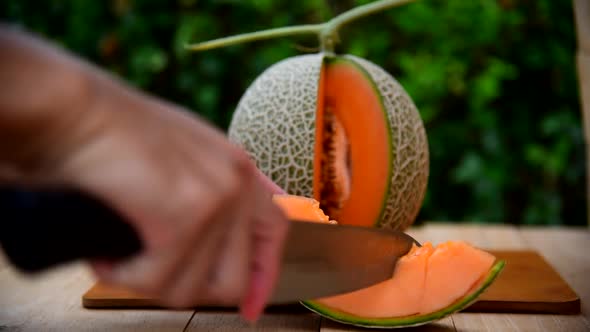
left=0, top=187, right=142, bottom=273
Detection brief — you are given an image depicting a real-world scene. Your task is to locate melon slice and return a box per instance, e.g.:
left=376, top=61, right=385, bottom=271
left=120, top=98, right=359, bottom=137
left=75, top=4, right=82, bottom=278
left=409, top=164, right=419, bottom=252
left=272, top=194, right=505, bottom=328
left=272, top=195, right=334, bottom=224
left=303, top=244, right=504, bottom=328
left=229, top=54, right=429, bottom=231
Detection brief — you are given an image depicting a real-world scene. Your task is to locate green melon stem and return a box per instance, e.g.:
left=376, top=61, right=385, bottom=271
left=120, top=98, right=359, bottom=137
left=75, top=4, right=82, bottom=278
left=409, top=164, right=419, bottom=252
left=185, top=0, right=415, bottom=53
left=186, top=24, right=324, bottom=52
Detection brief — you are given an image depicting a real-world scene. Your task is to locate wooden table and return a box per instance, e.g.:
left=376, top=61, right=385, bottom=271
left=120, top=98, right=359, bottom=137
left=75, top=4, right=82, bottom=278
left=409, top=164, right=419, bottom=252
left=1, top=224, right=589, bottom=331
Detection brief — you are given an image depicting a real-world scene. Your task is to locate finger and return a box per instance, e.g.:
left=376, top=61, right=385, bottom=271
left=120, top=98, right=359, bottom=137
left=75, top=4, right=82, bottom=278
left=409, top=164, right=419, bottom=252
left=160, top=157, right=250, bottom=308
left=96, top=244, right=178, bottom=298
left=96, top=185, right=221, bottom=297
left=198, top=165, right=255, bottom=306
left=160, top=208, right=232, bottom=308
left=196, top=201, right=250, bottom=306
left=239, top=182, right=290, bottom=322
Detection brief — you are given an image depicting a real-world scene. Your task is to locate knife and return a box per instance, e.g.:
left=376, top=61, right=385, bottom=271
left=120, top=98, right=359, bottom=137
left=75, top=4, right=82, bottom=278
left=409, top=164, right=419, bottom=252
left=0, top=187, right=418, bottom=303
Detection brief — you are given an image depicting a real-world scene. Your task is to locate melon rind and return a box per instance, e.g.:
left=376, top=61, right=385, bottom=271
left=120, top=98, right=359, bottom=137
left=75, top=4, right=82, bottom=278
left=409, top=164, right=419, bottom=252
left=300, top=260, right=505, bottom=329
left=228, top=54, right=324, bottom=197
left=228, top=53, right=429, bottom=230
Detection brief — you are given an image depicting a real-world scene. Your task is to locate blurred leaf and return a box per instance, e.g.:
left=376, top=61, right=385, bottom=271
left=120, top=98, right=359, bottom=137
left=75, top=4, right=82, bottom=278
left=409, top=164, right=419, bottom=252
left=0, top=0, right=583, bottom=226
left=453, top=152, right=483, bottom=184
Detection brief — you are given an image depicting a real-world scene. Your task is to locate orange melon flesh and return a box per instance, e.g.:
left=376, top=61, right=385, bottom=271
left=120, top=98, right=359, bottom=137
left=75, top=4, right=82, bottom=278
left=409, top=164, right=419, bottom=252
left=272, top=194, right=333, bottom=224
left=421, top=241, right=496, bottom=313
left=313, top=58, right=391, bottom=227
left=317, top=243, right=433, bottom=318
left=315, top=240, right=496, bottom=318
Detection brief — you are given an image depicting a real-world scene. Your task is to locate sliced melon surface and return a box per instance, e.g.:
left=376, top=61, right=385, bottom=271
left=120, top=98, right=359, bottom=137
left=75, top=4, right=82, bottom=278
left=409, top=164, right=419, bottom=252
left=315, top=243, right=434, bottom=318
left=272, top=194, right=333, bottom=223
left=314, top=57, right=392, bottom=227
left=302, top=241, right=500, bottom=327
left=421, top=241, right=496, bottom=314
left=271, top=194, right=505, bottom=328
left=302, top=260, right=505, bottom=328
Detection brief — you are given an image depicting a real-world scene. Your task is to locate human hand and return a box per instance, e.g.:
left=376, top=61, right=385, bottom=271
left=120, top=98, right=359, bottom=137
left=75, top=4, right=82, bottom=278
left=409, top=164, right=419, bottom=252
left=0, top=27, right=289, bottom=321
left=77, top=92, right=289, bottom=321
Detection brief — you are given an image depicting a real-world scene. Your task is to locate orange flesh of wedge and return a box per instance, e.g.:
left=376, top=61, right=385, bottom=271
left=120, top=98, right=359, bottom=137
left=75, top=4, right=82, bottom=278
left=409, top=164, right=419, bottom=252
left=420, top=241, right=496, bottom=313
left=272, top=194, right=333, bottom=224
left=316, top=241, right=495, bottom=317
left=317, top=243, right=434, bottom=318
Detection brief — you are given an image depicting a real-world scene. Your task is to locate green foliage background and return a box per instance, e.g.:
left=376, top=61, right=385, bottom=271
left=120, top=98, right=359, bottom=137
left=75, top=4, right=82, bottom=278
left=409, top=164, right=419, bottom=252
left=2, top=0, right=585, bottom=225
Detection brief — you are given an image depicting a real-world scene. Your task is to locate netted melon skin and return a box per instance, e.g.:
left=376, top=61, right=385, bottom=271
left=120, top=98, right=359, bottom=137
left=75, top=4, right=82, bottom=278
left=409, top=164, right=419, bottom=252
left=228, top=53, right=429, bottom=230
left=228, top=54, right=323, bottom=197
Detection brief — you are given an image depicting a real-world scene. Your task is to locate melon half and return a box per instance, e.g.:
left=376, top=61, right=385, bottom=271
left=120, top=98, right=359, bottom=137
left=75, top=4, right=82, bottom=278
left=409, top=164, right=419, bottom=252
left=272, top=195, right=505, bottom=328
left=229, top=54, right=429, bottom=231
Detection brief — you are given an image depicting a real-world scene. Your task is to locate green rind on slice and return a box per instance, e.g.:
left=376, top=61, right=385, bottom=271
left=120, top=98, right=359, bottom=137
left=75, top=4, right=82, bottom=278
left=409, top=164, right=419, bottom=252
left=322, top=56, right=393, bottom=228
left=301, top=260, right=505, bottom=329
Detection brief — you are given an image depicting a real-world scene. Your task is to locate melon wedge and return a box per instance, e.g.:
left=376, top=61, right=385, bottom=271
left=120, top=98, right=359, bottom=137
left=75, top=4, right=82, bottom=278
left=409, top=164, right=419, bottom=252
left=272, top=194, right=505, bottom=328
left=302, top=244, right=505, bottom=328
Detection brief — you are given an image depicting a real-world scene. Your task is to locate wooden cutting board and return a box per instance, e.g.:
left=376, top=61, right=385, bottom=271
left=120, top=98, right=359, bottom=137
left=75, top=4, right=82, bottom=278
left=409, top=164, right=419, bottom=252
left=82, top=250, right=580, bottom=314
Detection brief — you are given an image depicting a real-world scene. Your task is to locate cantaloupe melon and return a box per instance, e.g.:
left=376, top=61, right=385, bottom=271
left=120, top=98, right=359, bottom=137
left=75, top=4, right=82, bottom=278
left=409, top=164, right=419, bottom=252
left=272, top=194, right=505, bottom=328
left=187, top=2, right=502, bottom=324
left=230, top=55, right=428, bottom=231
left=188, top=1, right=431, bottom=231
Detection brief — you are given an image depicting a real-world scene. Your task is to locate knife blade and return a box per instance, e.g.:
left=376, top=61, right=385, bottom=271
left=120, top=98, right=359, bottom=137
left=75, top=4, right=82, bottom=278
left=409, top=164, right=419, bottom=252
left=270, top=221, right=417, bottom=303
left=0, top=187, right=418, bottom=303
